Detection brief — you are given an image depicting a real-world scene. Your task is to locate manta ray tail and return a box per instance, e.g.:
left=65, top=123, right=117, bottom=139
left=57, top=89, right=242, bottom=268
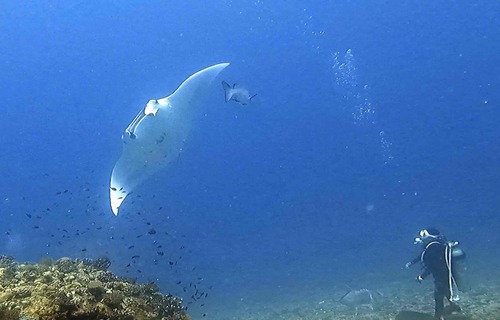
left=222, top=81, right=232, bottom=102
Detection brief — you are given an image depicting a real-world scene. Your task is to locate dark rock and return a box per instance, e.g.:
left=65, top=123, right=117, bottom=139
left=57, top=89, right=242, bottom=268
left=87, top=281, right=106, bottom=301
left=102, top=291, right=125, bottom=309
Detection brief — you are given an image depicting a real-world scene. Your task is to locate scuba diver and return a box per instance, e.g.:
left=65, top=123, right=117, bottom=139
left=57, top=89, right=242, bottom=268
left=405, top=228, right=466, bottom=320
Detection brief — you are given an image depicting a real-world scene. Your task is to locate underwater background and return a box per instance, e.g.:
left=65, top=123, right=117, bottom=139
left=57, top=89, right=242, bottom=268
left=0, top=1, right=499, bottom=319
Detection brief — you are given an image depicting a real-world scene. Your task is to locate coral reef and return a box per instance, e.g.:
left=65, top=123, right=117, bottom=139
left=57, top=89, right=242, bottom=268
left=0, top=255, right=189, bottom=320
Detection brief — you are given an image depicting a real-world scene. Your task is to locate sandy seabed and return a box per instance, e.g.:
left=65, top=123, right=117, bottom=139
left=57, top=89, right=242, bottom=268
left=210, top=279, right=499, bottom=320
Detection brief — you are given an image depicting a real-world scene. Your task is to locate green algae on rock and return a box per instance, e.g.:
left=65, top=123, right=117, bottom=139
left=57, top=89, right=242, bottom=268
left=0, top=255, right=189, bottom=320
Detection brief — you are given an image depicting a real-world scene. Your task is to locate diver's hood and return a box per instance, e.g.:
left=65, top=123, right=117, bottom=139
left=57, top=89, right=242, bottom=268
left=414, top=229, right=442, bottom=244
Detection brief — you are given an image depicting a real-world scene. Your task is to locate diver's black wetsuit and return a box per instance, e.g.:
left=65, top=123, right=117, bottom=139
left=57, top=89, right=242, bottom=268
left=416, top=239, right=461, bottom=319
left=421, top=240, right=451, bottom=318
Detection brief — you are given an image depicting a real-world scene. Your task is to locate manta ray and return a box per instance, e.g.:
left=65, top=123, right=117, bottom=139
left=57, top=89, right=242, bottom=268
left=222, top=81, right=256, bottom=106
left=110, top=63, right=230, bottom=215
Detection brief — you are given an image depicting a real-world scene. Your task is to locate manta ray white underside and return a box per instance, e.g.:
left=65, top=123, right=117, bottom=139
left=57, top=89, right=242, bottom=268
left=110, top=63, right=230, bottom=215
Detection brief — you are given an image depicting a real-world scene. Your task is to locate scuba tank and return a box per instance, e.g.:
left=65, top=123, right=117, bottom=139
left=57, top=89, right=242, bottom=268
left=448, top=241, right=469, bottom=294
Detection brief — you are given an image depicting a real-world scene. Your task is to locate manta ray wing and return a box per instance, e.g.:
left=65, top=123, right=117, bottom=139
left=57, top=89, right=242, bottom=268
left=110, top=63, right=230, bottom=215
left=221, top=81, right=233, bottom=102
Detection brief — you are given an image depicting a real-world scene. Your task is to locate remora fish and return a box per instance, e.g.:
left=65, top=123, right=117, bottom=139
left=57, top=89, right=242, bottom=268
left=221, top=81, right=256, bottom=106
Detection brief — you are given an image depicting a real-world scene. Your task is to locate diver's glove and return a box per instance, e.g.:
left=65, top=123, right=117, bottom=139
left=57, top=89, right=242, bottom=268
left=416, top=275, right=424, bottom=283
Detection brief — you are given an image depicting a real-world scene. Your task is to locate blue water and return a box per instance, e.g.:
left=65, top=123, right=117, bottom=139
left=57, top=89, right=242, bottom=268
left=1, top=1, right=499, bottom=318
